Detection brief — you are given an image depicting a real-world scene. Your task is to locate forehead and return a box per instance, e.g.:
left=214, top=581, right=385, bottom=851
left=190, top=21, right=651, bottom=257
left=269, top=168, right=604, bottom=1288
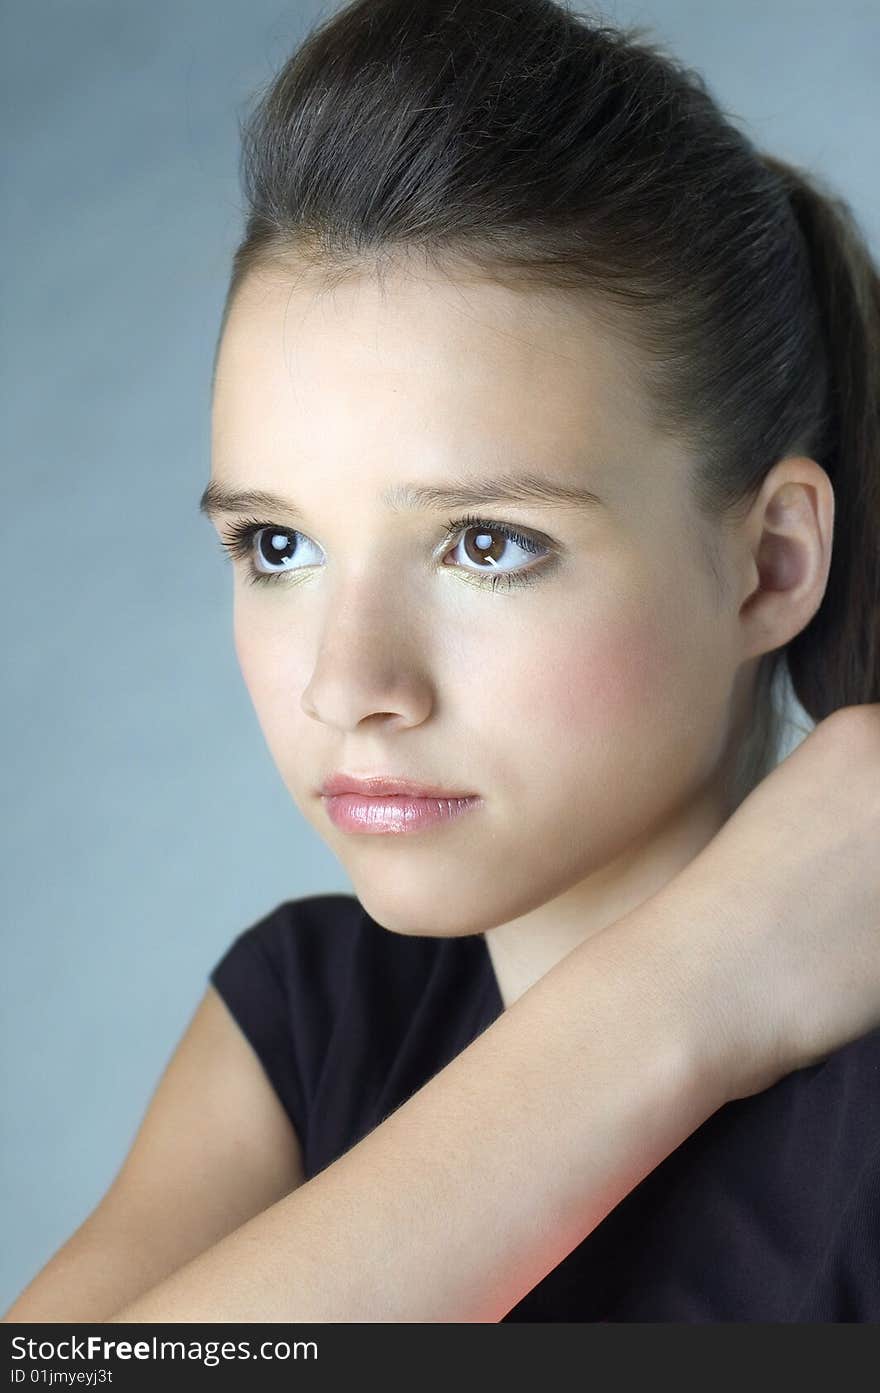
left=210, top=261, right=674, bottom=514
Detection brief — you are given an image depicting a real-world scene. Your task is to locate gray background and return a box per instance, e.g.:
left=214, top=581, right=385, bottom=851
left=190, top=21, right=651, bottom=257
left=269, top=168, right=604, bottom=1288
left=2, top=0, right=878, bottom=1310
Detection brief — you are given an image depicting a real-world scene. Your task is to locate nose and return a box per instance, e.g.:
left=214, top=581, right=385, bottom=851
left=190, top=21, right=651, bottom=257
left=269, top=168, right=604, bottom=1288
left=300, top=573, right=434, bottom=733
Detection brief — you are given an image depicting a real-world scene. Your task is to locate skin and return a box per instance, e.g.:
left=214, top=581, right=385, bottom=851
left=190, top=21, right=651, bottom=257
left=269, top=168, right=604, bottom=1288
left=208, top=254, right=834, bottom=1009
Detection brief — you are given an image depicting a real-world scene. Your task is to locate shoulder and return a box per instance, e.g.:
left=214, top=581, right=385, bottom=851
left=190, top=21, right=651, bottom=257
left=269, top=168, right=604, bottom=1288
left=210, top=892, right=453, bottom=1014
left=244, top=891, right=368, bottom=963
left=211, top=890, right=492, bottom=1045
left=210, top=892, right=369, bottom=1013
left=207, top=894, right=497, bottom=1177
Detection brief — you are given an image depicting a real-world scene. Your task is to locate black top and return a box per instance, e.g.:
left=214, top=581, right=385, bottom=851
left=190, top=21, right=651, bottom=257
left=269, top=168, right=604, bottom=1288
left=209, top=892, right=880, bottom=1322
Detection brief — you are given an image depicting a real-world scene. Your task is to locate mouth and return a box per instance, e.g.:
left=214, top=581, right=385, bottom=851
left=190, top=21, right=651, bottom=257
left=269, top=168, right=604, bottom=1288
left=318, top=773, right=482, bottom=836
left=319, top=772, right=478, bottom=799
left=321, top=791, right=483, bottom=836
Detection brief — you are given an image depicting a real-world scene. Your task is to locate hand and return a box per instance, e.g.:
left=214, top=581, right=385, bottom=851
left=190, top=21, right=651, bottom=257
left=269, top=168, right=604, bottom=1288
left=642, top=703, right=880, bottom=1102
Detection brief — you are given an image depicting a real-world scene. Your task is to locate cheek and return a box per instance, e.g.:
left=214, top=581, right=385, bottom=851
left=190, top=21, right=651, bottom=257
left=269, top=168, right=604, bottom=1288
left=233, top=612, right=303, bottom=716
left=233, top=615, right=267, bottom=700
left=507, top=608, right=675, bottom=736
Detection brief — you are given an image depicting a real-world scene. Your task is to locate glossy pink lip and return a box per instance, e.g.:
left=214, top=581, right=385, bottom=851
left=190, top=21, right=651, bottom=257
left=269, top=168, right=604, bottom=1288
left=322, top=790, right=482, bottom=835
left=320, top=772, right=477, bottom=799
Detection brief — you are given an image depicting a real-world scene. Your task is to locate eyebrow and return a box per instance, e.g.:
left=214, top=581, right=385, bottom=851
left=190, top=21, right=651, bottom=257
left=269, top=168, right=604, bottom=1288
left=198, top=471, right=604, bottom=521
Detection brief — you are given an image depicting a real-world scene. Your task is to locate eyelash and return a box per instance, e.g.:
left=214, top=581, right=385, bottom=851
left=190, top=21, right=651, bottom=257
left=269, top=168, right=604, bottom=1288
left=216, top=513, right=555, bottom=592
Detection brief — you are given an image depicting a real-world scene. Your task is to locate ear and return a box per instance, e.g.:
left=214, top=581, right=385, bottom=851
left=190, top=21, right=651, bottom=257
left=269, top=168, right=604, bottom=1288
left=736, top=457, right=835, bottom=661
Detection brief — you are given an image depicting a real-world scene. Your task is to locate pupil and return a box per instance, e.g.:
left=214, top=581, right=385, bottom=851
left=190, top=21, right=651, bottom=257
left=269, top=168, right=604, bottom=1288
left=260, top=530, right=295, bottom=567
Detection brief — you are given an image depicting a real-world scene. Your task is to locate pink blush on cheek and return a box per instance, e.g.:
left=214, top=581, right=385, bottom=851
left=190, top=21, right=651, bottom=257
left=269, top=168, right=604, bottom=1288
left=526, top=615, right=672, bottom=732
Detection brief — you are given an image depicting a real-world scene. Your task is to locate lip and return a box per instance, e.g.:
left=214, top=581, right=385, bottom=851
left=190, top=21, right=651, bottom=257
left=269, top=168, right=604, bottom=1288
left=321, top=790, right=483, bottom=836
left=320, top=772, right=477, bottom=799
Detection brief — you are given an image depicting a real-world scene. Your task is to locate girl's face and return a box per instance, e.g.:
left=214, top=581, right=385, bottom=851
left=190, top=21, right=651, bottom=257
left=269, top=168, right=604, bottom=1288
left=208, top=261, right=750, bottom=941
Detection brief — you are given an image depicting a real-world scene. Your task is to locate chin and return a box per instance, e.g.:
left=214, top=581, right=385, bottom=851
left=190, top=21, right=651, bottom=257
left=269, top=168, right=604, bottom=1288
left=351, top=880, right=493, bottom=939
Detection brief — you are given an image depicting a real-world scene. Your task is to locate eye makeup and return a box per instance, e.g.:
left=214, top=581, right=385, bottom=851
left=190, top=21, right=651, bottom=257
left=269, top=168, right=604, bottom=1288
left=216, top=511, right=559, bottom=592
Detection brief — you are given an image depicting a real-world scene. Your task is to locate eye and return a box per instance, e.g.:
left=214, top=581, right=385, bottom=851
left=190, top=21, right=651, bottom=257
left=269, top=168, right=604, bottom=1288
left=216, top=518, right=321, bottom=586
left=215, top=512, right=555, bottom=591
left=440, top=514, right=551, bottom=583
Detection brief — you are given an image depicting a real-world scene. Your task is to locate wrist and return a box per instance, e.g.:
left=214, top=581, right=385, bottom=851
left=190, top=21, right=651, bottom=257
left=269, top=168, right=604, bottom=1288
left=586, top=874, right=768, bottom=1110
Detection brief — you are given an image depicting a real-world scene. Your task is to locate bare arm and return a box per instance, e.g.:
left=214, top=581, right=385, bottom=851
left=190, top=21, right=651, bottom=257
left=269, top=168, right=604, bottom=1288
left=105, top=881, right=738, bottom=1324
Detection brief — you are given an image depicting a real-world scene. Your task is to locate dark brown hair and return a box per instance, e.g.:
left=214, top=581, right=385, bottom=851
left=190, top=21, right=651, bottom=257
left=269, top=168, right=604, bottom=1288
left=214, top=0, right=880, bottom=808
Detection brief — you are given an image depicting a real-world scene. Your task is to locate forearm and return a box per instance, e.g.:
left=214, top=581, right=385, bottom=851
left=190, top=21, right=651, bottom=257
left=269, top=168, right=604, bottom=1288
left=107, top=885, right=731, bottom=1323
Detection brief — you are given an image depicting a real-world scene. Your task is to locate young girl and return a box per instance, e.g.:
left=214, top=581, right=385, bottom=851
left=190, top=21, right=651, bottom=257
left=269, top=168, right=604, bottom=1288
left=5, top=0, right=879, bottom=1323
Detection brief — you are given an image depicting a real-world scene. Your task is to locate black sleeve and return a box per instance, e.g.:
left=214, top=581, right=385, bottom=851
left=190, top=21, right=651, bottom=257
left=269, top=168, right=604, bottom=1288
left=209, top=911, right=309, bottom=1145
